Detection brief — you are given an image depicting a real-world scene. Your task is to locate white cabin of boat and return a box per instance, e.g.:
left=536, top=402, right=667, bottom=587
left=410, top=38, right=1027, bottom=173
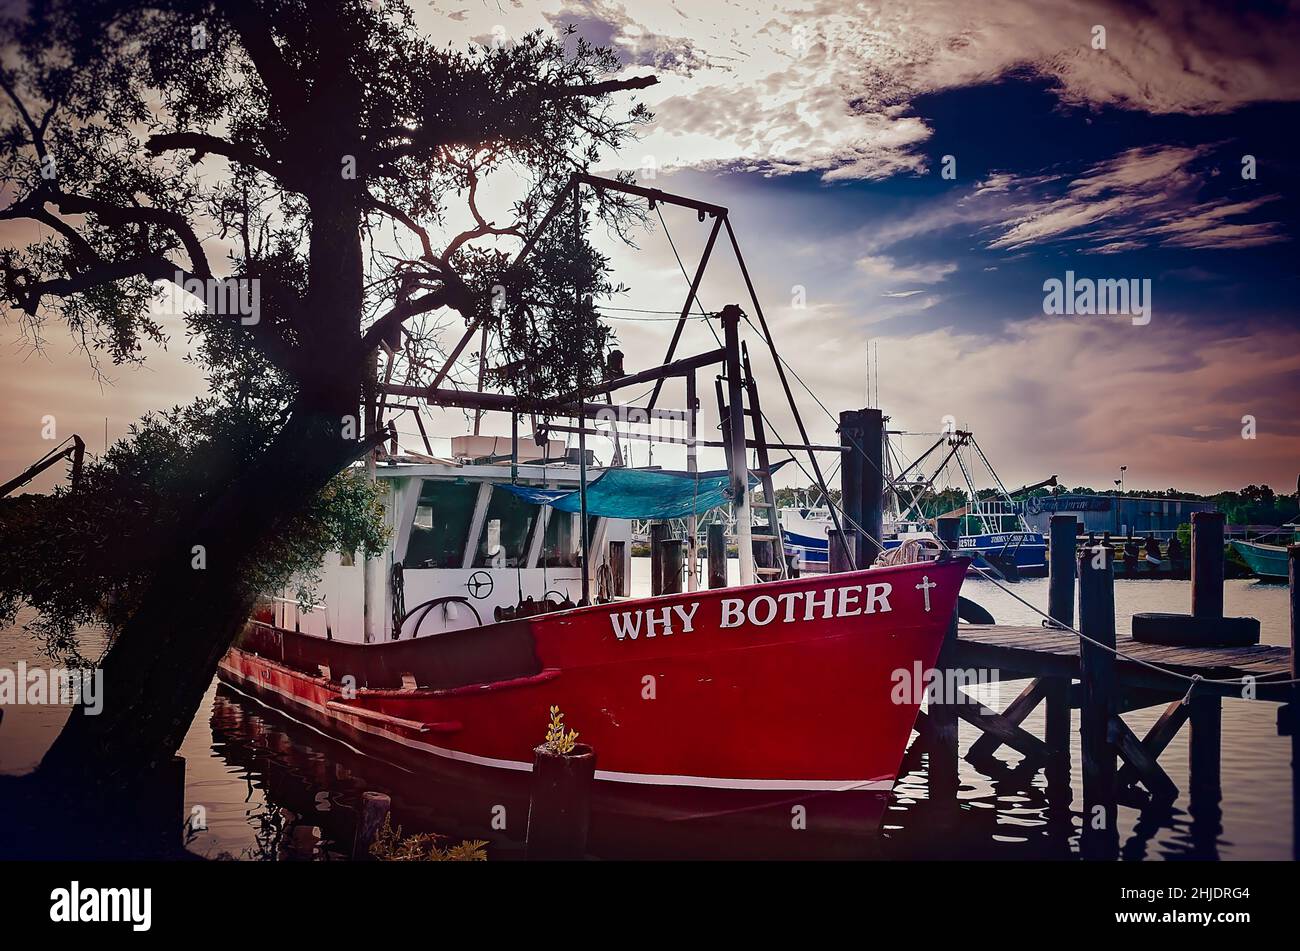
left=267, top=453, right=632, bottom=645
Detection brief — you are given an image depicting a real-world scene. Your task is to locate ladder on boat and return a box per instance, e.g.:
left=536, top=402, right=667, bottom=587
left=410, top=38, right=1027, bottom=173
left=715, top=342, right=787, bottom=582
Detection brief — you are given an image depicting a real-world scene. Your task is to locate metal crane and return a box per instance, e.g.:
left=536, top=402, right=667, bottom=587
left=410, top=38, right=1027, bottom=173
left=0, top=435, right=86, bottom=497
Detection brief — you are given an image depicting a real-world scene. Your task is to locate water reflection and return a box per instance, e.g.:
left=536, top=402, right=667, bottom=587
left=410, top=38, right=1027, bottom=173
left=203, top=678, right=1255, bottom=861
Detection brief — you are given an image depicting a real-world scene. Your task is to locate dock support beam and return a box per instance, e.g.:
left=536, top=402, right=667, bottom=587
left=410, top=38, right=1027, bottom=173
left=1048, top=514, right=1077, bottom=630
left=839, top=408, right=883, bottom=567
left=1045, top=514, right=1076, bottom=799
left=609, top=540, right=628, bottom=597
left=526, top=744, right=596, bottom=861
left=352, top=791, right=391, bottom=861
left=1078, top=543, right=1119, bottom=860
left=827, top=529, right=854, bottom=574
left=707, top=523, right=727, bottom=589
left=1191, top=511, right=1226, bottom=620
left=662, top=539, right=686, bottom=595
left=649, top=523, right=669, bottom=596
left=1290, top=546, right=1300, bottom=860
left=936, top=515, right=960, bottom=552
left=927, top=611, right=961, bottom=801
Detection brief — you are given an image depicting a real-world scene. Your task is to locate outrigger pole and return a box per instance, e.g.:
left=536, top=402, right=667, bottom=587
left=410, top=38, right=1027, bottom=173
left=574, top=178, right=592, bottom=603
left=375, top=172, right=848, bottom=590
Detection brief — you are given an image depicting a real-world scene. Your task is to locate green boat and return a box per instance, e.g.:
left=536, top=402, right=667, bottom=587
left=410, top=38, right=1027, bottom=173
left=1231, top=527, right=1297, bottom=581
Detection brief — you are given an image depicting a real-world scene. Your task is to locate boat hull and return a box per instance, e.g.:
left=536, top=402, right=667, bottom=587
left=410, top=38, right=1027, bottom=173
left=219, top=559, right=966, bottom=838
left=783, top=527, right=1047, bottom=577
left=1231, top=540, right=1290, bottom=580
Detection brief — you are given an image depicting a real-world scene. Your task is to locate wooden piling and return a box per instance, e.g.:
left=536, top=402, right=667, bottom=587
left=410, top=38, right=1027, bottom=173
left=662, top=539, right=685, bottom=594
left=839, top=408, right=883, bottom=567
left=935, top=516, right=960, bottom=552
left=649, top=523, right=669, bottom=596
left=608, top=540, right=628, bottom=597
left=706, top=522, right=728, bottom=589
left=1191, top=511, right=1226, bottom=620
left=352, top=790, right=391, bottom=860
left=1078, top=543, right=1118, bottom=860
left=1048, top=514, right=1077, bottom=630
left=927, top=611, right=961, bottom=801
left=526, top=744, right=596, bottom=860
left=1044, top=516, right=1076, bottom=787
left=1289, top=545, right=1299, bottom=860
left=827, top=528, right=854, bottom=574
left=1188, top=693, right=1222, bottom=797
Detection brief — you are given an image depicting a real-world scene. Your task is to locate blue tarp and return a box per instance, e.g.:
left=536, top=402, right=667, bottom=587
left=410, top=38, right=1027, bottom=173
left=495, top=466, right=766, bottom=520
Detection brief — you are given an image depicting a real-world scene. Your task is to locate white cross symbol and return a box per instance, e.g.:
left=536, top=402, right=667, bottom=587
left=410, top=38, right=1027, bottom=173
left=916, top=575, right=936, bottom=612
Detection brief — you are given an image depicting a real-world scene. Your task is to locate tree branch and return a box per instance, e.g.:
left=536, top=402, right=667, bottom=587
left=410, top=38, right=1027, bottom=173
left=539, top=75, right=658, bottom=99
left=49, top=192, right=211, bottom=280
left=145, top=132, right=289, bottom=189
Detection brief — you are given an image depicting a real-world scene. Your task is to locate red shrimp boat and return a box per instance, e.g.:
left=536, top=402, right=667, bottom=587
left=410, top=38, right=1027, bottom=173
left=219, top=555, right=965, bottom=835
left=218, top=174, right=971, bottom=847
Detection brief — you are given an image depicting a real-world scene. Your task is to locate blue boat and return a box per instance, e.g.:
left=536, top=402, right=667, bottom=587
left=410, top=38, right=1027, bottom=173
left=1230, top=527, right=1297, bottom=581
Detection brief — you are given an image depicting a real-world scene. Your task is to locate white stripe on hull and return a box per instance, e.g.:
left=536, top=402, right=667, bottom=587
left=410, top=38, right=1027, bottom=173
left=219, top=657, right=895, bottom=794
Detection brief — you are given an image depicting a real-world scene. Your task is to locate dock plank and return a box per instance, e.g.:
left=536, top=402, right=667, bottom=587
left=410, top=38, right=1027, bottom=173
left=952, top=624, right=1293, bottom=701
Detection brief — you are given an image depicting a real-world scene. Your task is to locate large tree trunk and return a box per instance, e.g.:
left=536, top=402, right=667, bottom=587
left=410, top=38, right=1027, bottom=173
left=0, top=406, right=366, bottom=857
left=3, top=188, right=369, bottom=857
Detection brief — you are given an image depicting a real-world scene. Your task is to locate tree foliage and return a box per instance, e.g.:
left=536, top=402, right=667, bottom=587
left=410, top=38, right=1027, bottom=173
left=0, top=399, right=387, bottom=664
left=0, top=1, right=655, bottom=659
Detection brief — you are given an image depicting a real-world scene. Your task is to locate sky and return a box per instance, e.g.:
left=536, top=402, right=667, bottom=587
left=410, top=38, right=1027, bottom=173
left=2, top=0, right=1298, bottom=497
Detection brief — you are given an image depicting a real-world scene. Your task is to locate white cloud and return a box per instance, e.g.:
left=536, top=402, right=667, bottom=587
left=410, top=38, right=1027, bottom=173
left=984, top=145, right=1286, bottom=252
left=425, top=0, right=1300, bottom=180
left=857, top=255, right=957, bottom=284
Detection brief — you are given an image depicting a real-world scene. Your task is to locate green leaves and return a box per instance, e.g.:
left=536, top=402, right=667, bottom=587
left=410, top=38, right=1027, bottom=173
left=0, top=397, right=388, bottom=664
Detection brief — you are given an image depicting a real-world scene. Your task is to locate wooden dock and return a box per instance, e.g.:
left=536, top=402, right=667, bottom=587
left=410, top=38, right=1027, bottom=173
left=951, top=623, right=1293, bottom=701
left=910, top=513, right=1299, bottom=861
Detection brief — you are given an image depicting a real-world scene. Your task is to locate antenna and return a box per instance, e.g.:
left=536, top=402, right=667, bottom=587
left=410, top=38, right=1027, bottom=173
left=873, top=342, right=879, bottom=409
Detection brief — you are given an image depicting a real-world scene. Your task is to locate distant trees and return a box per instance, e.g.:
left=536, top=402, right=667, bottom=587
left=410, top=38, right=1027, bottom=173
left=773, top=482, right=1298, bottom=527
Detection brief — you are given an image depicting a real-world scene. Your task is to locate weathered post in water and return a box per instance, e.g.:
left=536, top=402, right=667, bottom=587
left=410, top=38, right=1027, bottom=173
left=649, top=523, right=669, bottom=596
left=928, top=602, right=961, bottom=803
left=352, top=790, right=392, bottom=861
left=839, top=408, right=883, bottom=567
left=608, top=540, right=628, bottom=597
left=1078, top=543, right=1118, bottom=860
left=827, top=529, right=854, bottom=574
left=526, top=744, right=596, bottom=860
left=935, top=516, right=960, bottom=553
left=707, top=523, right=728, bottom=589
left=1191, top=511, right=1226, bottom=620
left=1289, top=545, right=1300, bottom=861
left=662, top=539, right=685, bottom=594
left=1045, top=516, right=1078, bottom=765
left=1048, top=515, right=1077, bottom=630
left=1188, top=512, right=1224, bottom=829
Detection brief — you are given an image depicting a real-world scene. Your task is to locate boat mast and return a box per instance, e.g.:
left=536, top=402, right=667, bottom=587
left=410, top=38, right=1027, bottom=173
left=686, top=369, right=699, bottom=591
left=721, top=305, right=754, bottom=585
left=574, top=181, right=591, bottom=604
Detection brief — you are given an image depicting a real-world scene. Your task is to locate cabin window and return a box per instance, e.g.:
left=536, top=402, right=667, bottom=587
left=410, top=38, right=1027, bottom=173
left=538, top=512, right=599, bottom=566
left=539, top=510, right=574, bottom=566
left=405, top=480, right=479, bottom=568
left=472, top=489, right=538, bottom=567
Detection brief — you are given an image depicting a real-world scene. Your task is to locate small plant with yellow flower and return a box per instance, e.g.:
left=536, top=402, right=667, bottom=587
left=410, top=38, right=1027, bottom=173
left=543, top=704, right=579, bottom=755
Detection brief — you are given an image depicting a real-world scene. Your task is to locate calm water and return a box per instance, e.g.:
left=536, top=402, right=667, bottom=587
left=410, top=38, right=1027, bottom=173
left=1, top=564, right=1294, bottom=860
